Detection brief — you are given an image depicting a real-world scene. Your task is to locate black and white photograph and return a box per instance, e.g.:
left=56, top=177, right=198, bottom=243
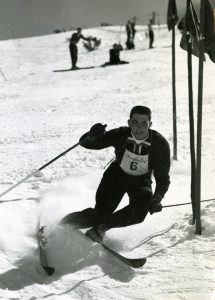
left=0, top=0, right=215, bottom=299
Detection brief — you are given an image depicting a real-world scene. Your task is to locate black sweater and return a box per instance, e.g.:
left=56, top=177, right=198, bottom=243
left=80, top=127, right=170, bottom=198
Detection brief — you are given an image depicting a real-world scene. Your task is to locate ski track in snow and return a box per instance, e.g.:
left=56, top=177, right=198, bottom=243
left=0, top=25, right=215, bottom=299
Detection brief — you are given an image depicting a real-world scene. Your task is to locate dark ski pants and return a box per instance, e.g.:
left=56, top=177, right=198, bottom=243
left=149, top=31, right=154, bottom=48
left=61, top=164, right=152, bottom=230
left=69, top=43, right=78, bottom=67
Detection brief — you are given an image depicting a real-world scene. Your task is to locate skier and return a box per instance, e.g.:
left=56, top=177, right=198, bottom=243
left=69, top=27, right=91, bottom=70
left=61, top=106, right=171, bottom=243
left=148, top=19, right=154, bottom=49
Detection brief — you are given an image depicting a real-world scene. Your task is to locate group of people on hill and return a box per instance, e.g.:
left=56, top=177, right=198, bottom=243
left=68, top=19, right=155, bottom=70
left=68, top=27, right=128, bottom=70
left=125, top=18, right=154, bottom=50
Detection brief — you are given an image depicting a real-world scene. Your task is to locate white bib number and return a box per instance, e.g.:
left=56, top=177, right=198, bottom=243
left=120, top=149, right=149, bottom=176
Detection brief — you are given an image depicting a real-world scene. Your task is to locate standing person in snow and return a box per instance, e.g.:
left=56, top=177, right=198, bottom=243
left=130, top=19, right=136, bottom=44
left=61, top=106, right=170, bottom=243
left=69, top=27, right=91, bottom=70
left=148, top=19, right=154, bottom=49
left=125, top=20, right=134, bottom=49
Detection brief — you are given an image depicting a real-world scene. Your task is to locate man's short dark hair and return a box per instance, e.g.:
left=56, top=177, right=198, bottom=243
left=130, top=106, right=151, bottom=120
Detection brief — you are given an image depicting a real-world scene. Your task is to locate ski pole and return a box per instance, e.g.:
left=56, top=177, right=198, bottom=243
left=0, top=141, right=80, bottom=199
left=0, top=124, right=107, bottom=200
left=163, top=197, right=215, bottom=208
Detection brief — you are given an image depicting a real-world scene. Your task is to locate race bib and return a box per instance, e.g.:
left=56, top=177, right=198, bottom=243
left=120, top=149, right=149, bottom=176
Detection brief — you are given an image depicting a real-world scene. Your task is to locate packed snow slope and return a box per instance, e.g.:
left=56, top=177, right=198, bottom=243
left=0, top=25, right=214, bottom=300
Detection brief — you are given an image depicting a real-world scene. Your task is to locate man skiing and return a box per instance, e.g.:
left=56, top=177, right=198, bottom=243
left=69, top=27, right=91, bottom=70
left=61, top=106, right=170, bottom=243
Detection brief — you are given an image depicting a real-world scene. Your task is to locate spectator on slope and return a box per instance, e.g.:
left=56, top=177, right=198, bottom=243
left=61, top=106, right=171, bottom=243
left=125, top=20, right=135, bottom=50
left=148, top=19, right=154, bottom=49
left=102, top=43, right=129, bottom=67
left=69, top=27, right=91, bottom=70
left=130, top=19, right=136, bottom=44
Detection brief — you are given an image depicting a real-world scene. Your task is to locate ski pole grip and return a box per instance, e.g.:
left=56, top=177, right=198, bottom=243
left=89, top=123, right=107, bottom=138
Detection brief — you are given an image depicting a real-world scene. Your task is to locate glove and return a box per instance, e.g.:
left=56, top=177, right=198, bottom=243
left=149, top=194, right=163, bottom=215
left=89, top=123, right=107, bottom=139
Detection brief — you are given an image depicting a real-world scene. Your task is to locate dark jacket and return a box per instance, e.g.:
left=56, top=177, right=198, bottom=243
left=80, top=127, right=170, bottom=199
left=70, top=33, right=88, bottom=45
left=109, top=48, right=120, bottom=64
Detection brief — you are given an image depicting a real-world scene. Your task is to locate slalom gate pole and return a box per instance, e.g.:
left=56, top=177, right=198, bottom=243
left=163, top=198, right=215, bottom=208
left=0, top=141, right=80, bottom=199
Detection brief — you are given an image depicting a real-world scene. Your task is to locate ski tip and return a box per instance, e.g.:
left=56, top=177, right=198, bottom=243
left=43, top=266, right=55, bottom=276
left=131, top=258, right=147, bottom=269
